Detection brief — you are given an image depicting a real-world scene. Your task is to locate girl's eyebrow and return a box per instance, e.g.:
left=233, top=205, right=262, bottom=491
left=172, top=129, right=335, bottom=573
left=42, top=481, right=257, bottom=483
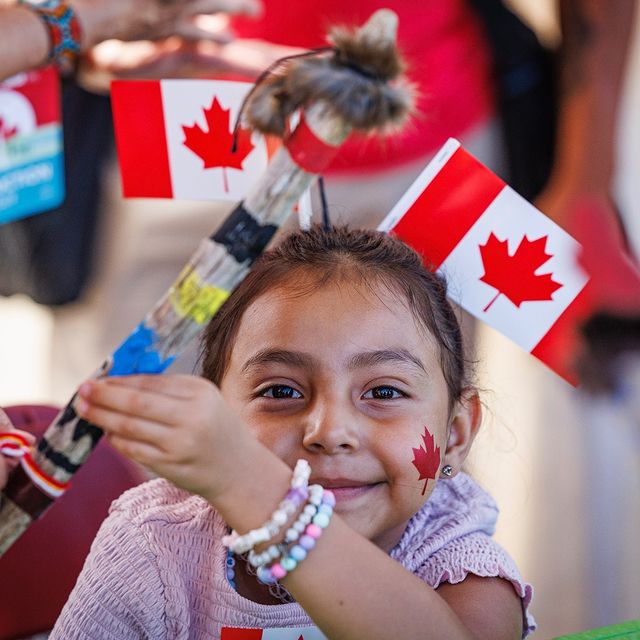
left=241, top=349, right=317, bottom=373
left=241, top=348, right=427, bottom=376
left=347, top=349, right=428, bottom=376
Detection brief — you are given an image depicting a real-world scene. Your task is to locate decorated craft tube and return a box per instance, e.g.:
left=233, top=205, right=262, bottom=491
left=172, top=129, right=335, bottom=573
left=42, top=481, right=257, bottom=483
left=0, top=8, right=412, bottom=555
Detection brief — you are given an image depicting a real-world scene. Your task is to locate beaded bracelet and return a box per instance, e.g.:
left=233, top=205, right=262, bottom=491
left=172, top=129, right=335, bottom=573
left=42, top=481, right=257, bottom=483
left=256, top=488, right=335, bottom=585
left=222, top=459, right=311, bottom=555
left=247, top=483, right=324, bottom=568
left=19, top=0, right=82, bottom=76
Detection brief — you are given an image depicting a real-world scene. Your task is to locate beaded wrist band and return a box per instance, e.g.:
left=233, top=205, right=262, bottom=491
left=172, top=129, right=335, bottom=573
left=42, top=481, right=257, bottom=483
left=19, top=0, right=82, bottom=76
left=256, top=488, right=335, bottom=585
left=222, top=459, right=311, bottom=555
left=248, top=483, right=325, bottom=568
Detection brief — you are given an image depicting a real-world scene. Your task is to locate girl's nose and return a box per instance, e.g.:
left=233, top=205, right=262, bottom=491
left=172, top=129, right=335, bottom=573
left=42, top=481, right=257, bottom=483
left=302, top=400, right=361, bottom=454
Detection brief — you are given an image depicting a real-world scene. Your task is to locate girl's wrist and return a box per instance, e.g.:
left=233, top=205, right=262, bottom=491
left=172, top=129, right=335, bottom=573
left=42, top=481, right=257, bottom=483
left=210, top=437, right=293, bottom=537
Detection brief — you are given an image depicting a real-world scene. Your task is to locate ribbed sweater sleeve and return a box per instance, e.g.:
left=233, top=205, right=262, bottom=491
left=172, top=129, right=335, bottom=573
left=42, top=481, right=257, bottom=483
left=50, top=501, right=169, bottom=640
left=50, top=475, right=535, bottom=638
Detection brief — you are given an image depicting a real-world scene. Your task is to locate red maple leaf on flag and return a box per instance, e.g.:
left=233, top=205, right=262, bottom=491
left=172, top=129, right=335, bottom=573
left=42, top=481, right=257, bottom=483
left=0, top=116, right=18, bottom=141
left=182, top=97, right=254, bottom=193
left=411, top=427, right=441, bottom=496
left=479, top=232, right=563, bottom=312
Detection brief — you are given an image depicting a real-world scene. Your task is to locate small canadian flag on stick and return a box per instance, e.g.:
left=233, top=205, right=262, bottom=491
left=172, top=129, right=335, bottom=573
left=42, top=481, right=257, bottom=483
left=379, top=139, right=591, bottom=384
left=111, top=79, right=273, bottom=202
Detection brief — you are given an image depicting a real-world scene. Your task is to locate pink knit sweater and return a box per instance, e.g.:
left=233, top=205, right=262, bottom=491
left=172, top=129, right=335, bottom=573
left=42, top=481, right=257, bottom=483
left=51, top=473, right=535, bottom=638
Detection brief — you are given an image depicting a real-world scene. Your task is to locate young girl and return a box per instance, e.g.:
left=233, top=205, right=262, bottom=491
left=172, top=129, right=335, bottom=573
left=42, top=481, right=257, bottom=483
left=54, top=226, right=535, bottom=639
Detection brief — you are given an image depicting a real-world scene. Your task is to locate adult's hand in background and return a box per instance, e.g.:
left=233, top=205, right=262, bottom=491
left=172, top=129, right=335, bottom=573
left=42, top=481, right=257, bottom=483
left=77, top=36, right=303, bottom=92
left=75, top=0, right=263, bottom=47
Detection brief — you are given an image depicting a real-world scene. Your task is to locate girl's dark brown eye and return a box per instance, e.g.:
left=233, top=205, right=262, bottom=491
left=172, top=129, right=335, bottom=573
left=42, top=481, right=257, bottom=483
left=262, top=385, right=302, bottom=399
left=363, top=386, right=404, bottom=400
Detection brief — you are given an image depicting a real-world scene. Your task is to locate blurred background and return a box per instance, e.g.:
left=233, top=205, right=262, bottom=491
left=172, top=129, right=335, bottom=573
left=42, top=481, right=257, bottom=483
left=1, top=0, right=639, bottom=637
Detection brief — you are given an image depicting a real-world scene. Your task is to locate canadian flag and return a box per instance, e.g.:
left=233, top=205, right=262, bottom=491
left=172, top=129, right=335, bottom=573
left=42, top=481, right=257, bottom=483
left=379, top=139, right=591, bottom=384
left=111, top=79, right=273, bottom=202
left=221, top=627, right=327, bottom=639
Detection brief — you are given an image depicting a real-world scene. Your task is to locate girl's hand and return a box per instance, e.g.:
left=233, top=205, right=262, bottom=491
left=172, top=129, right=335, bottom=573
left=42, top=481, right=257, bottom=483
left=0, top=408, right=36, bottom=491
left=75, top=374, right=253, bottom=502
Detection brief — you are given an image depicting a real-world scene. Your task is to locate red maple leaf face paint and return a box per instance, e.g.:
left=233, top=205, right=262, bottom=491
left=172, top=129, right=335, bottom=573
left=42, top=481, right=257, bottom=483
left=411, top=426, right=441, bottom=495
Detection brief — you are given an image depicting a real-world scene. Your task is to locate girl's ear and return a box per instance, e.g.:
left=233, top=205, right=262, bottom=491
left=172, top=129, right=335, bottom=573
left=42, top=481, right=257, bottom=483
left=443, top=388, right=482, bottom=475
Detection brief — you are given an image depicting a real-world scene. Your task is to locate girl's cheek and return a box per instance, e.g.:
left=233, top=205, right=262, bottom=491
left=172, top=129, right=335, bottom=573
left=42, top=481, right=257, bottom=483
left=247, top=421, right=292, bottom=456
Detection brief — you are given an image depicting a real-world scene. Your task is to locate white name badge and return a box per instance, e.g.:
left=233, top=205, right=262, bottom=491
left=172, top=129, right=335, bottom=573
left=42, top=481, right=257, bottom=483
left=0, top=66, right=64, bottom=224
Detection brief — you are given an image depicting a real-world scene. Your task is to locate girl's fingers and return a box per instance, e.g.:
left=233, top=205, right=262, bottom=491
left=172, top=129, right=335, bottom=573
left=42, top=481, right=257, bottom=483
left=96, top=373, right=208, bottom=399
left=77, top=382, right=178, bottom=427
left=77, top=375, right=207, bottom=426
left=107, top=434, right=170, bottom=469
left=75, top=399, right=174, bottom=452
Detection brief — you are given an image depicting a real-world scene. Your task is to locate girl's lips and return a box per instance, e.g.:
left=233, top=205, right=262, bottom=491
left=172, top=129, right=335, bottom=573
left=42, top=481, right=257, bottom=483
left=312, top=480, right=383, bottom=502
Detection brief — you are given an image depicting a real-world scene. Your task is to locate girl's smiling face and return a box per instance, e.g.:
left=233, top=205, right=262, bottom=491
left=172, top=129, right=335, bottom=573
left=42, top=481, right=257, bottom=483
left=219, top=278, right=456, bottom=552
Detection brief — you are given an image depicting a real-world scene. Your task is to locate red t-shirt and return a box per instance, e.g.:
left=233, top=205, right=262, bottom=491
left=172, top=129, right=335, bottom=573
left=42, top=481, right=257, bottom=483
left=233, top=1, right=495, bottom=174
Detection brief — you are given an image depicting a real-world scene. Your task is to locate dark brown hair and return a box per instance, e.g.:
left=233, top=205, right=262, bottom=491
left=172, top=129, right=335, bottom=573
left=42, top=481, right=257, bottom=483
left=200, top=226, right=468, bottom=406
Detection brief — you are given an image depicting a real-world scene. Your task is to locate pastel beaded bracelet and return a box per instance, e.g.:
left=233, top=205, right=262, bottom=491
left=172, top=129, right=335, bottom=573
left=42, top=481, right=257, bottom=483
left=248, top=483, right=325, bottom=568
left=256, top=488, right=335, bottom=585
left=222, top=459, right=311, bottom=555
left=19, top=0, right=82, bottom=76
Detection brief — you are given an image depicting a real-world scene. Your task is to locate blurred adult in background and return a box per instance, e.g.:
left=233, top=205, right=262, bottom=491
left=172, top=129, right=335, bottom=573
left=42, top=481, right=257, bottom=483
left=0, top=0, right=263, bottom=310
left=0, top=0, right=262, bottom=82
left=78, top=0, right=638, bottom=245
left=0, top=0, right=261, bottom=308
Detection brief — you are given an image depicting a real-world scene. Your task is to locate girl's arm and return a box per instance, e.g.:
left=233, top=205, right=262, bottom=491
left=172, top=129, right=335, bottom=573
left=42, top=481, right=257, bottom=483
left=211, top=448, right=524, bottom=640
left=76, top=375, right=524, bottom=640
